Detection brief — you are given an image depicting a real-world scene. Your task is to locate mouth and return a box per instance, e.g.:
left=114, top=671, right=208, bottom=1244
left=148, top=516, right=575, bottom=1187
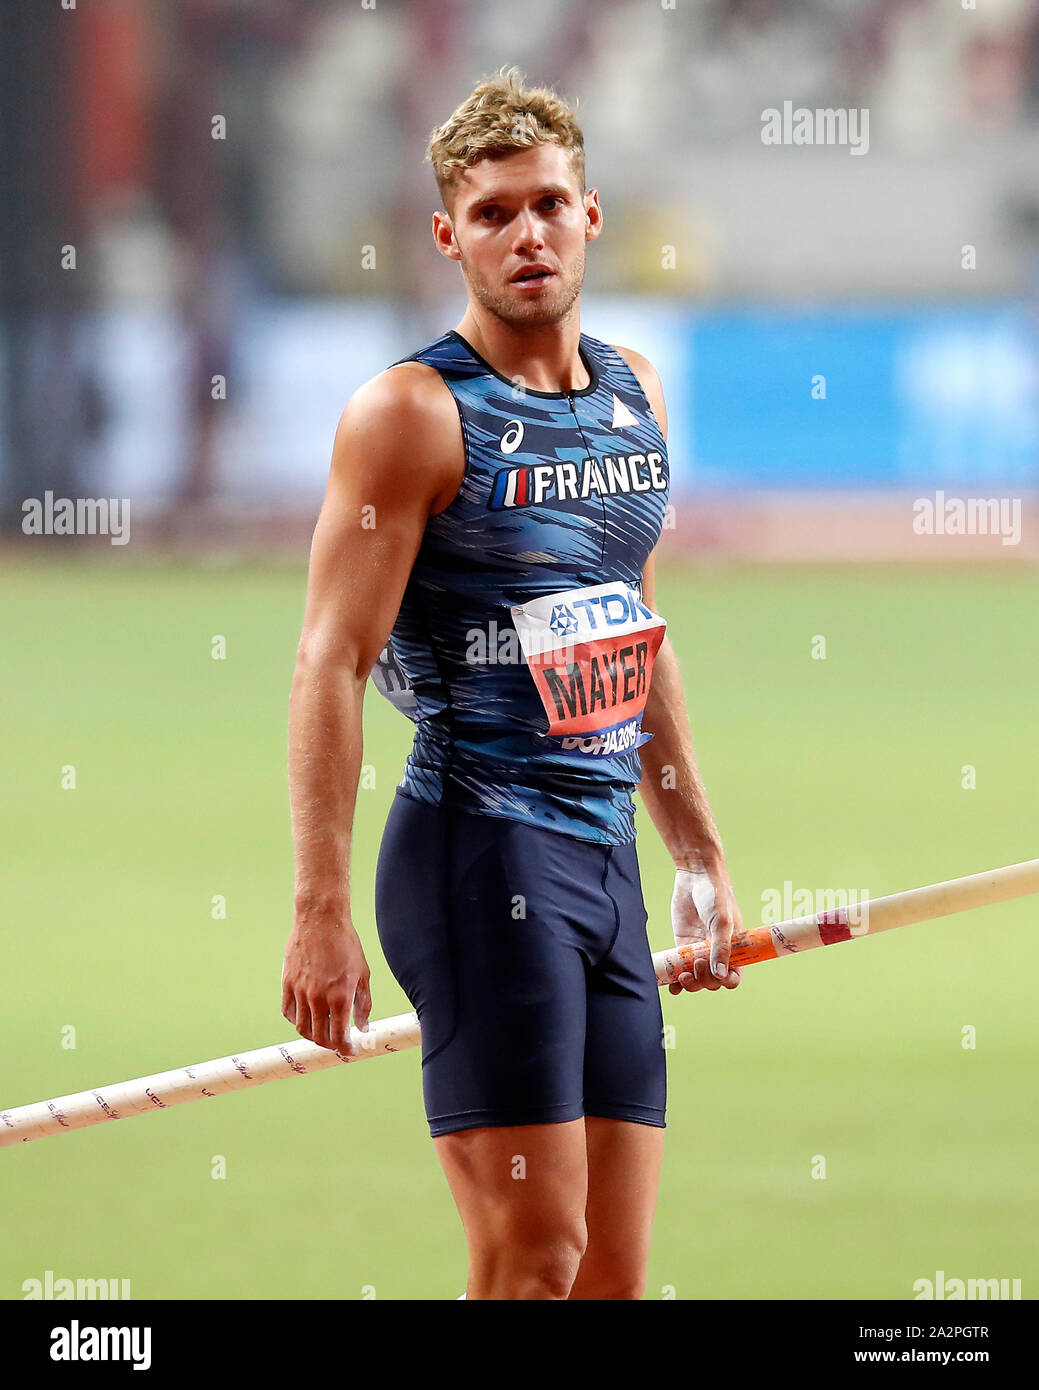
left=509, top=266, right=557, bottom=288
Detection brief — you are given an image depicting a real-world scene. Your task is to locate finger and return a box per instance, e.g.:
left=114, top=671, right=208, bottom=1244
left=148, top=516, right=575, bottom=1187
left=293, top=997, right=314, bottom=1042
left=696, top=956, right=721, bottom=991
left=709, top=915, right=734, bottom=981
left=311, top=1004, right=334, bottom=1051
left=328, top=991, right=355, bottom=1055
left=354, top=975, right=372, bottom=1032
left=671, top=958, right=743, bottom=995
left=282, top=988, right=297, bottom=1025
left=694, top=955, right=722, bottom=992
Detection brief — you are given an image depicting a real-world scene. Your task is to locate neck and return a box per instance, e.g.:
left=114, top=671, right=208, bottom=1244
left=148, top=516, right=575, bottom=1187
left=454, top=300, right=588, bottom=393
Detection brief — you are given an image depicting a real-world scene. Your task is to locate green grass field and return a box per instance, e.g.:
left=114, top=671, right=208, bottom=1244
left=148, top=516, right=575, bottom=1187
left=2, top=557, right=1036, bottom=1301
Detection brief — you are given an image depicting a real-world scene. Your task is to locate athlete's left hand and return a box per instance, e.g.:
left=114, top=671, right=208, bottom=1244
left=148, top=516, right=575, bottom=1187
left=669, top=867, right=744, bottom=994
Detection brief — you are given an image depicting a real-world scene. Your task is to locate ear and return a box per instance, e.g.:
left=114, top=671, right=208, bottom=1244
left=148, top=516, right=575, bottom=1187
left=584, top=189, right=603, bottom=242
left=432, top=209, right=462, bottom=263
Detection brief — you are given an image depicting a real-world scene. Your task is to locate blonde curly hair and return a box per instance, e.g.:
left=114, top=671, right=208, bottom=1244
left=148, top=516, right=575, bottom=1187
left=426, top=66, right=585, bottom=212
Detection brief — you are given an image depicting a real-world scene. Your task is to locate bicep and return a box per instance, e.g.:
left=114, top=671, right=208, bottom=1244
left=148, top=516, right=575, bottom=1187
left=613, top=343, right=668, bottom=443
left=647, top=371, right=668, bottom=443
left=299, top=475, right=421, bottom=679
left=641, top=547, right=658, bottom=611
left=297, top=378, right=456, bottom=677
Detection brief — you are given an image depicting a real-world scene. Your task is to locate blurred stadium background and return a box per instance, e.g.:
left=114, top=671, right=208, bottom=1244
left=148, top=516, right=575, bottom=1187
left=3, top=0, right=1038, bottom=553
left=1, top=0, right=1037, bottom=1302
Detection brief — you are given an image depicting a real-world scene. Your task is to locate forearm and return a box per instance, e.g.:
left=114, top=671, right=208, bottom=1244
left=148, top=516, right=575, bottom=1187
left=638, top=637, right=727, bottom=874
left=287, top=651, right=365, bottom=918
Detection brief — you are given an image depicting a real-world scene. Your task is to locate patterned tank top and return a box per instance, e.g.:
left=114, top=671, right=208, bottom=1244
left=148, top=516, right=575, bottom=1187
left=369, top=328, right=670, bottom=844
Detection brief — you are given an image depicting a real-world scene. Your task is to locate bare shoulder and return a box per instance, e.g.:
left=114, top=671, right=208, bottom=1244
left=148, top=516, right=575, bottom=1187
left=610, top=344, right=667, bottom=437
left=343, top=359, right=459, bottom=438
left=611, top=343, right=659, bottom=386
left=333, top=360, right=463, bottom=509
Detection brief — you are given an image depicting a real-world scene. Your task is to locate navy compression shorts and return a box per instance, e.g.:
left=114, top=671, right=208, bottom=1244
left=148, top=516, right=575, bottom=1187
left=374, top=791, right=666, bottom=1138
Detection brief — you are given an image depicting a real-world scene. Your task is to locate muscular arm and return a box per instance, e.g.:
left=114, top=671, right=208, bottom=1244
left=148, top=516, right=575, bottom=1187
left=283, top=364, right=463, bottom=1052
left=637, top=553, right=726, bottom=875
left=614, top=344, right=743, bottom=992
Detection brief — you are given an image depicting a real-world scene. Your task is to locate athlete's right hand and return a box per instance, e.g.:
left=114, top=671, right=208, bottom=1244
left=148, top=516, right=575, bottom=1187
left=281, top=911, right=372, bottom=1055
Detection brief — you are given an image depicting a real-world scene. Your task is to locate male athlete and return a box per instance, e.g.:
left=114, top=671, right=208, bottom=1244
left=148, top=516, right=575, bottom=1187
left=281, top=68, right=743, bottom=1301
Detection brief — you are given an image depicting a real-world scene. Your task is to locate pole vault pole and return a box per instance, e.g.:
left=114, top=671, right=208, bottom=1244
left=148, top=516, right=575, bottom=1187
left=3, top=858, right=1037, bottom=1148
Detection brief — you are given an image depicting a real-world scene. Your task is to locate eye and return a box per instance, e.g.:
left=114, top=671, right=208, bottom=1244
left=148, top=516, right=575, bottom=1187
left=541, top=196, right=561, bottom=211
left=479, top=205, right=499, bottom=221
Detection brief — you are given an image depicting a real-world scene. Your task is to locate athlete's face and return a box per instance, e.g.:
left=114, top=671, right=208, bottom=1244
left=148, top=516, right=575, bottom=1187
left=433, top=145, right=602, bottom=327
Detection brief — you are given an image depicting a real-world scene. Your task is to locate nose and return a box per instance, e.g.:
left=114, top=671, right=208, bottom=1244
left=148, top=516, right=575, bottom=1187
left=511, top=209, right=545, bottom=255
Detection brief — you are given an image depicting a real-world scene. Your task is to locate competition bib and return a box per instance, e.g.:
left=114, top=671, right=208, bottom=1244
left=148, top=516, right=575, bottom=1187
left=509, top=581, right=666, bottom=757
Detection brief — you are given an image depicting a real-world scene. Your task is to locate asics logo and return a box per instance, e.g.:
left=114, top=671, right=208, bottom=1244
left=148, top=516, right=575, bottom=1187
left=500, top=420, right=524, bottom=454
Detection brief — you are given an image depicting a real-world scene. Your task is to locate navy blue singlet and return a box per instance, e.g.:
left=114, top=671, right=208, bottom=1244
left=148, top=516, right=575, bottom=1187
left=370, top=329, right=670, bottom=844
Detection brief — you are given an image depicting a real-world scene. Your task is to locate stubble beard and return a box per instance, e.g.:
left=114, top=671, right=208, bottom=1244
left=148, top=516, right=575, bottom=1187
left=462, top=245, right=586, bottom=329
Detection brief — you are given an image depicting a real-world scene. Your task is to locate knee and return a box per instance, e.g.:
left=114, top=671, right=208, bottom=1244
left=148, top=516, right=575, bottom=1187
left=521, top=1235, right=586, bottom=1298
left=570, top=1256, right=648, bottom=1301
left=475, top=1215, right=588, bottom=1299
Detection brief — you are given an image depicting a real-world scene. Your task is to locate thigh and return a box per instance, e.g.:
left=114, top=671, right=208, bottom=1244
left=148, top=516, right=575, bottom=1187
left=568, top=1116, right=664, bottom=1299
left=433, top=1118, right=588, bottom=1244
left=375, top=796, right=593, bottom=1137
left=583, top=841, right=667, bottom=1127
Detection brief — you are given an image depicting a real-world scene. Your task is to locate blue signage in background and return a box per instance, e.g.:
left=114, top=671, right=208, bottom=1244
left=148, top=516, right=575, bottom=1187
left=686, top=306, right=1038, bottom=492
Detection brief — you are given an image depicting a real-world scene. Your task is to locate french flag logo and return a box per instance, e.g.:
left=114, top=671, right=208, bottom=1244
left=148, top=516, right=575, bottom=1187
left=490, top=468, right=531, bottom=509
